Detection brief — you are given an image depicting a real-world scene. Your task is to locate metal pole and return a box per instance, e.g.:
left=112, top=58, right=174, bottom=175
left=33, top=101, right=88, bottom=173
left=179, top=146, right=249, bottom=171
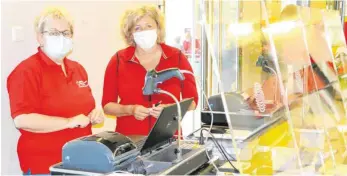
left=192, top=0, right=196, bottom=63
left=191, top=0, right=197, bottom=137
left=218, top=0, right=222, bottom=93
left=235, top=1, right=239, bottom=91
left=297, top=0, right=302, bottom=6
left=341, top=0, right=346, bottom=30
left=296, top=0, right=310, bottom=7
left=237, top=1, right=243, bottom=91
left=332, top=0, right=345, bottom=30
left=201, top=0, right=208, bottom=107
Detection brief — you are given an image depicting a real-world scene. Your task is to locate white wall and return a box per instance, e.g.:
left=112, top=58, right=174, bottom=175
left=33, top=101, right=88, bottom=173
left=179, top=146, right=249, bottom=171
left=1, top=1, right=156, bottom=174
left=165, top=0, right=202, bottom=135
left=165, top=0, right=194, bottom=46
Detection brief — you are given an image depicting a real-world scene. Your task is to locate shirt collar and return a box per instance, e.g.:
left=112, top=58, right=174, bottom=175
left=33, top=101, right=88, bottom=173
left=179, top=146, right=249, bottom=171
left=37, top=47, right=72, bottom=70
left=123, top=43, right=175, bottom=62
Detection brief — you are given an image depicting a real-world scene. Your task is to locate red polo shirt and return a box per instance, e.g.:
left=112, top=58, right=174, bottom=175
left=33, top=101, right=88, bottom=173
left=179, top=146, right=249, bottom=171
left=102, top=43, right=198, bottom=136
left=7, top=47, right=95, bottom=174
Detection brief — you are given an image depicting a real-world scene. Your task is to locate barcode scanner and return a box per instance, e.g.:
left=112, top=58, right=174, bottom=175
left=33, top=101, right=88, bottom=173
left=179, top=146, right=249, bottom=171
left=143, top=68, right=185, bottom=96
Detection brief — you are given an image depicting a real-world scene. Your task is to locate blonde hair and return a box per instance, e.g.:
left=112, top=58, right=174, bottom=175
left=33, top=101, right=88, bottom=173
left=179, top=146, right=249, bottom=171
left=34, top=7, right=74, bottom=34
left=121, top=5, right=165, bottom=46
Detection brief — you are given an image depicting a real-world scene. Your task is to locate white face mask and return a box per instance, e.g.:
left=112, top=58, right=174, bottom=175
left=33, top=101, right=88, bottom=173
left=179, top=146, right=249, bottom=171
left=42, top=35, right=73, bottom=61
left=133, top=29, right=157, bottom=50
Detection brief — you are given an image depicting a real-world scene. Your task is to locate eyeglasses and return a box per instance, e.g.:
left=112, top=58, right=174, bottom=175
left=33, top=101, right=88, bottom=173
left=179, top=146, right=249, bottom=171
left=42, top=30, right=72, bottom=38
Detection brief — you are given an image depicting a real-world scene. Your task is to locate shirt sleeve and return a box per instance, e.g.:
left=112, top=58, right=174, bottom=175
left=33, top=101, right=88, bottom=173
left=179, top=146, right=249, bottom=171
left=179, top=52, right=199, bottom=106
left=7, top=68, right=40, bottom=118
left=102, top=54, right=119, bottom=108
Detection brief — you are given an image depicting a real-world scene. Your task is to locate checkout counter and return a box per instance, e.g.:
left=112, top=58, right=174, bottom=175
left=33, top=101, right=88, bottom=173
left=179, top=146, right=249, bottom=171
left=48, top=87, right=347, bottom=175
left=49, top=83, right=347, bottom=176
left=49, top=99, right=212, bottom=175
left=49, top=4, right=347, bottom=175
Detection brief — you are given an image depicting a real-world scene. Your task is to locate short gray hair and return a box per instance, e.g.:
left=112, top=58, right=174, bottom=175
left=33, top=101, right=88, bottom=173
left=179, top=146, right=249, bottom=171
left=35, top=7, right=74, bottom=34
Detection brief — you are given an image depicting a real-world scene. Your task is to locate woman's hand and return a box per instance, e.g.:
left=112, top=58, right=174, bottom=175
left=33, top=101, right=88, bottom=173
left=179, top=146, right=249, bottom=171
left=149, top=103, right=176, bottom=118
left=67, top=114, right=90, bottom=128
left=149, top=104, right=165, bottom=118
left=88, top=108, right=105, bottom=125
left=132, top=105, right=150, bottom=121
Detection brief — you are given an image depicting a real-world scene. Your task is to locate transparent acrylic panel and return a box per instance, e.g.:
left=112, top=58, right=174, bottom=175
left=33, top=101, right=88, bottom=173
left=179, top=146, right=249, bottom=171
left=233, top=4, right=347, bottom=175
left=199, top=0, right=300, bottom=175
left=220, top=0, right=239, bottom=92
left=323, top=10, right=347, bottom=104
left=200, top=0, right=288, bottom=131
left=300, top=7, right=347, bottom=174
left=198, top=1, right=347, bottom=174
left=233, top=3, right=306, bottom=175
left=317, top=9, right=347, bottom=174
left=201, top=0, right=239, bottom=96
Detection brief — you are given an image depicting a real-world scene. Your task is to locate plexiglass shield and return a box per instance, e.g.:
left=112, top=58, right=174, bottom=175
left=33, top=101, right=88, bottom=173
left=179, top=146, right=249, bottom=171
left=198, top=1, right=347, bottom=175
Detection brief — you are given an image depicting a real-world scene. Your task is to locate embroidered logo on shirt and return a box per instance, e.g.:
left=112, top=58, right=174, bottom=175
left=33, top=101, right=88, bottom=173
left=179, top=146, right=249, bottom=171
left=76, top=80, right=89, bottom=88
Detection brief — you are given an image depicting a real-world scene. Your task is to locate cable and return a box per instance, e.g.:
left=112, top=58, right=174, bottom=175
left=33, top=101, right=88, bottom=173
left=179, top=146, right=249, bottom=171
left=181, top=69, right=237, bottom=172
left=155, top=89, right=183, bottom=162
left=180, top=69, right=214, bottom=143
left=205, top=147, right=220, bottom=172
left=181, top=70, right=223, bottom=173
left=196, top=77, right=214, bottom=143
left=200, top=128, right=236, bottom=161
left=220, top=132, right=235, bottom=160
left=199, top=81, right=213, bottom=138
left=200, top=128, right=239, bottom=173
left=200, top=129, right=238, bottom=173
left=199, top=2, right=242, bottom=173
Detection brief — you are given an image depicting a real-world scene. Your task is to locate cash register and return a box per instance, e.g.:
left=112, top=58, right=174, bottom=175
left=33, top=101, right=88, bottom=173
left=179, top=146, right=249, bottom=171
left=49, top=98, right=211, bottom=175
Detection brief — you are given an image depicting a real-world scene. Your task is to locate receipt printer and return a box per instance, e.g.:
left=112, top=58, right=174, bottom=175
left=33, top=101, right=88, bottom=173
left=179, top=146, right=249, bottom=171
left=62, top=131, right=140, bottom=173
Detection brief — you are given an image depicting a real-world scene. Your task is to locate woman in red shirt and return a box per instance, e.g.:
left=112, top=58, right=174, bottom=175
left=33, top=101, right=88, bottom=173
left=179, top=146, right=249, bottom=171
left=7, top=8, right=104, bottom=174
left=182, top=29, right=201, bottom=56
left=102, top=5, right=198, bottom=136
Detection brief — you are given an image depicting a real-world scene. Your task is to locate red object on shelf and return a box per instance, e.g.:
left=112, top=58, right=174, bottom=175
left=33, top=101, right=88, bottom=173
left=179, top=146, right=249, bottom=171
left=183, top=39, right=201, bottom=55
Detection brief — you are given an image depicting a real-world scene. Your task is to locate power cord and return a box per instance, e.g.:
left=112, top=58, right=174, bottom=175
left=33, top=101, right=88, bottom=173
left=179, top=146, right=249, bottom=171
left=220, top=132, right=235, bottom=160
left=199, top=128, right=236, bottom=161
left=199, top=128, right=240, bottom=173
left=180, top=70, right=239, bottom=173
